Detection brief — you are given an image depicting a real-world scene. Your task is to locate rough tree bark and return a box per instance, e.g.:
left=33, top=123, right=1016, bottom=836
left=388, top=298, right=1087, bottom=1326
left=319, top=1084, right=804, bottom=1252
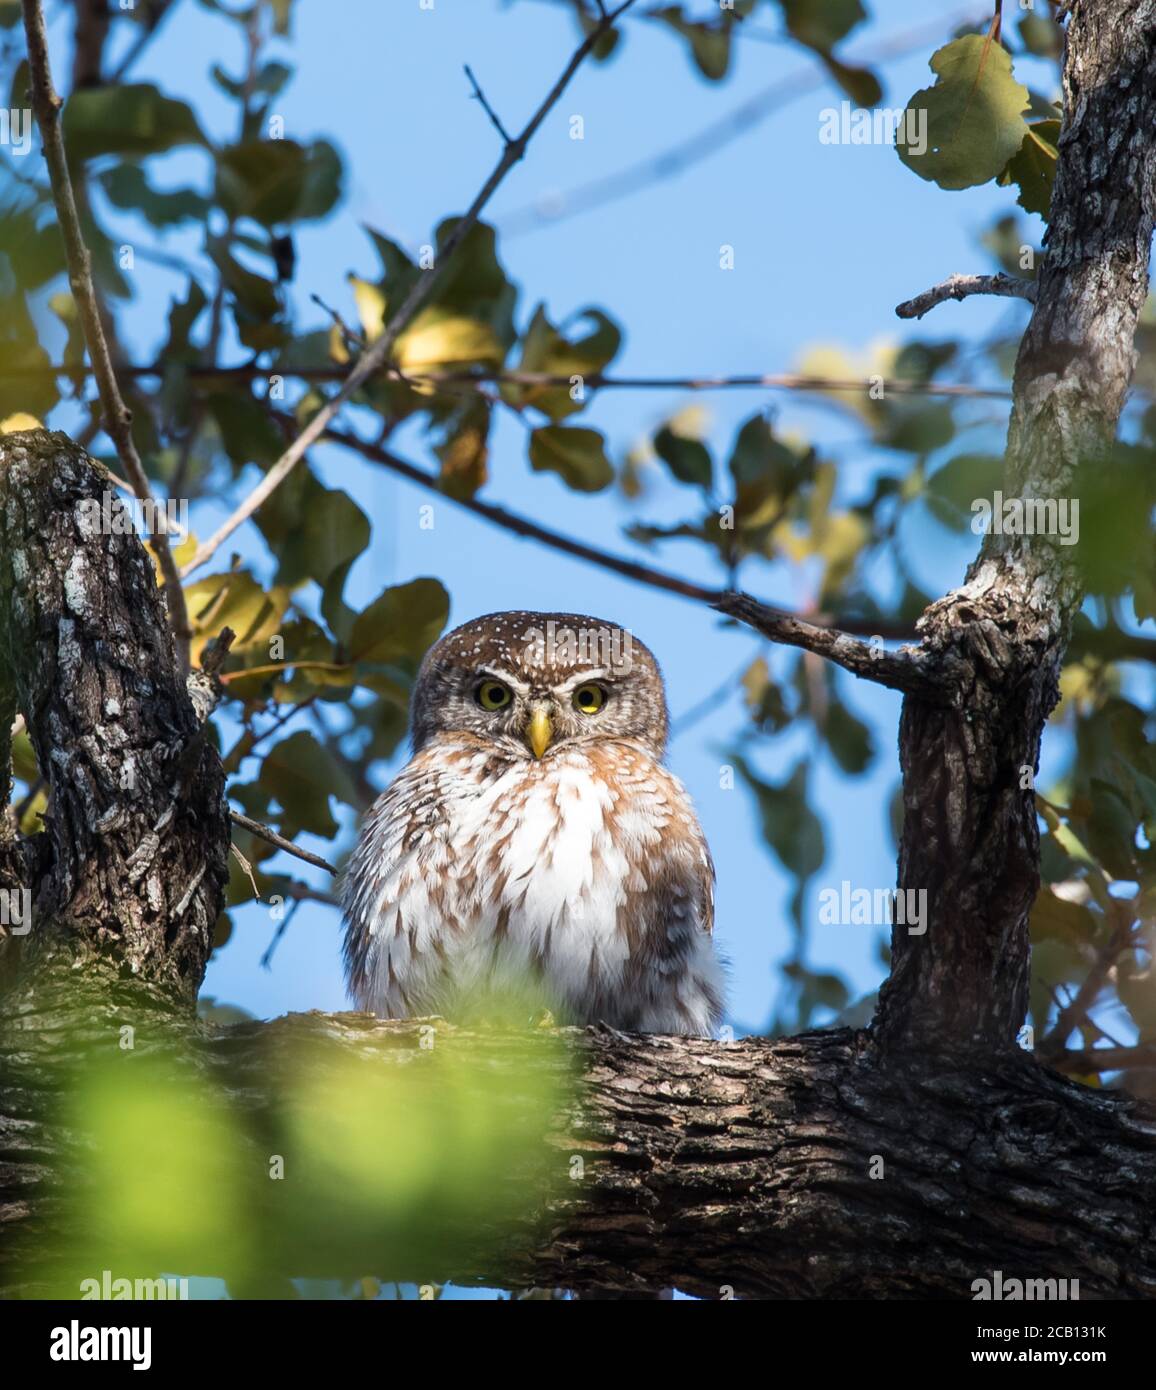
left=874, top=0, right=1156, bottom=1049
left=2, top=0, right=1156, bottom=1299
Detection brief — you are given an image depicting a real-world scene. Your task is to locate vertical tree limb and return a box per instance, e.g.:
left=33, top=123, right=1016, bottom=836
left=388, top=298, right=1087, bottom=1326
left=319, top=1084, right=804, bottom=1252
left=0, top=431, right=229, bottom=999
left=20, top=0, right=192, bottom=673
left=873, top=1, right=1156, bottom=1049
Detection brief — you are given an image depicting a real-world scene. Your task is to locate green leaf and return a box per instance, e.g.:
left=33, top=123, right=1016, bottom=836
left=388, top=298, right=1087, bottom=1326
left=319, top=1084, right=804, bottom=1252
left=509, top=304, right=621, bottom=422
left=1018, top=13, right=1063, bottom=59
left=779, top=0, right=865, bottom=51
left=652, top=7, right=732, bottom=81
left=924, top=453, right=1004, bottom=531
left=63, top=83, right=206, bottom=160
left=0, top=291, right=58, bottom=420
left=163, top=280, right=208, bottom=361
left=817, top=52, right=882, bottom=108
left=998, top=120, right=1060, bottom=218
left=185, top=571, right=290, bottom=665
left=896, top=34, right=1030, bottom=191
left=48, top=291, right=85, bottom=375
left=260, top=730, right=357, bottom=839
left=100, top=163, right=209, bottom=227
left=653, top=423, right=713, bottom=491
left=823, top=695, right=875, bottom=774
left=208, top=245, right=283, bottom=351
left=429, top=219, right=516, bottom=335
left=206, top=391, right=285, bottom=471
left=732, top=754, right=826, bottom=887
left=529, top=425, right=614, bottom=492
left=216, top=139, right=342, bottom=227
left=395, top=308, right=505, bottom=371
left=878, top=401, right=956, bottom=455
left=435, top=397, right=491, bottom=499
left=741, top=657, right=791, bottom=733
left=349, top=578, right=450, bottom=665
left=254, top=462, right=371, bottom=591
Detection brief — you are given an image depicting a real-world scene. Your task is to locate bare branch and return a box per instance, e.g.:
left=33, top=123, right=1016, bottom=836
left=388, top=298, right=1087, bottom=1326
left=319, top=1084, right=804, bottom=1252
left=178, top=0, right=638, bottom=582
left=229, top=810, right=337, bottom=877
left=896, top=272, right=1038, bottom=322
left=20, top=0, right=192, bottom=673
left=713, top=592, right=959, bottom=700
left=285, top=414, right=919, bottom=643
left=500, top=9, right=980, bottom=237
left=2, top=359, right=1022, bottom=400
left=230, top=840, right=261, bottom=901
left=464, top=64, right=513, bottom=145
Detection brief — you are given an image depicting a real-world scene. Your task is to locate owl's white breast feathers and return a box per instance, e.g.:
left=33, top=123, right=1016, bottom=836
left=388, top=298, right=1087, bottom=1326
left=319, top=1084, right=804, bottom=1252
left=341, top=736, right=723, bottom=1035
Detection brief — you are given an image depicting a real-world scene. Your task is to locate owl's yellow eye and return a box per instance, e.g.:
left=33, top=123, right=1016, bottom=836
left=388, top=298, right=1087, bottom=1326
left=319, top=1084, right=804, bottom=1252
left=475, top=679, right=512, bottom=711
left=572, top=683, right=606, bottom=715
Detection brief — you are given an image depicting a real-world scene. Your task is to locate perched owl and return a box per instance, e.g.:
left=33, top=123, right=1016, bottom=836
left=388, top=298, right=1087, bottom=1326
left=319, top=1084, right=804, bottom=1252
left=341, top=611, right=724, bottom=1035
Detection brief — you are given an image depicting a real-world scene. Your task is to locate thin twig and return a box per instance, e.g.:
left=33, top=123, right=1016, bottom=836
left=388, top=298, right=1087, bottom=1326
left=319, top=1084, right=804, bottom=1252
left=464, top=64, right=513, bottom=145
left=260, top=897, right=301, bottom=970
left=229, top=809, right=337, bottom=876
left=20, top=0, right=192, bottom=673
left=178, top=0, right=639, bottom=582
left=3, top=360, right=1021, bottom=400
left=230, top=840, right=261, bottom=900
left=500, top=9, right=985, bottom=237
left=895, top=273, right=1038, bottom=322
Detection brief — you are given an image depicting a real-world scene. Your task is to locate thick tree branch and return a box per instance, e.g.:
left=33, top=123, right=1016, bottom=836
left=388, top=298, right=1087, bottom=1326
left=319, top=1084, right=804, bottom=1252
left=6, top=1018, right=1155, bottom=1297
left=713, top=592, right=961, bottom=699
left=20, top=0, right=192, bottom=673
left=178, top=0, right=638, bottom=582
left=278, top=415, right=918, bottom=642
left=895, top=272, right=1038, bottom=321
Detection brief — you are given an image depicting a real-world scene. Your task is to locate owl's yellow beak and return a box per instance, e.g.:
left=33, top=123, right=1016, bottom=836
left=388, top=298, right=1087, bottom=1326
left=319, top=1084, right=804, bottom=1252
left=527, top=705, right=553, bottom=759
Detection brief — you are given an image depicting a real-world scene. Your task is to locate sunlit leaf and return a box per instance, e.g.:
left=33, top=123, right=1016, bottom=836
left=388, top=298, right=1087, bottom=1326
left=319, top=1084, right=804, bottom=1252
left=897, top=34, right=1030, bottom=191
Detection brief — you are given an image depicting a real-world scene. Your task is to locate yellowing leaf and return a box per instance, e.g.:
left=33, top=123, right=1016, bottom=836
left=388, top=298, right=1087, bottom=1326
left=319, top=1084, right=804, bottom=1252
left=395, top=309, right=504, bottom=373
left=0, top=412, right=42, bottom=432
left=349, top=275, right=386, bottom=342
left=795, top=341, right=897, bottom=424
left=184, top=571, right=291, bottom=665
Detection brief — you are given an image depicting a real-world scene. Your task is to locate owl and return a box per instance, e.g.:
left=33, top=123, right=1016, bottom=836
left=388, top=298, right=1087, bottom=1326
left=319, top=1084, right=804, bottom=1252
left=341, top=611, right=724, bottom=1035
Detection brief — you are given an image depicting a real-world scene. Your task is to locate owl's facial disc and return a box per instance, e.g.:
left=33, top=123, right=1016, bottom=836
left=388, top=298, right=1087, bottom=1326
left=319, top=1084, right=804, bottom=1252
left=410, top=612, right=670, bottom=758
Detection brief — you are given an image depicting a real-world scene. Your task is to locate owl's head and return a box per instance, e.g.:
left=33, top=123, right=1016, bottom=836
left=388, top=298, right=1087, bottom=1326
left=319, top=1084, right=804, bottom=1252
left=410, top=610, right=669, bottom=759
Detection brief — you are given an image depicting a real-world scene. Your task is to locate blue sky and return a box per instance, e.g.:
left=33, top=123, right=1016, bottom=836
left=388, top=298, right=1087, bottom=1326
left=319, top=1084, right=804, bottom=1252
left=36, top=0, right=1074, bottom=1032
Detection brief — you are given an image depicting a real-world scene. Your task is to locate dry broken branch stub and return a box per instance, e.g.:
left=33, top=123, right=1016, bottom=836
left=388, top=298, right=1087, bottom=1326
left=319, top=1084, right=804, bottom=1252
left=895, top=272, right=1038, bottom=322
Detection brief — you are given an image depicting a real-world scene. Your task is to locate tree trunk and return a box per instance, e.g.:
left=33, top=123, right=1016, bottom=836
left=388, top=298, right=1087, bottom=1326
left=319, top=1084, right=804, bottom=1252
left=874, top=0, right=1156, bottom=1049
